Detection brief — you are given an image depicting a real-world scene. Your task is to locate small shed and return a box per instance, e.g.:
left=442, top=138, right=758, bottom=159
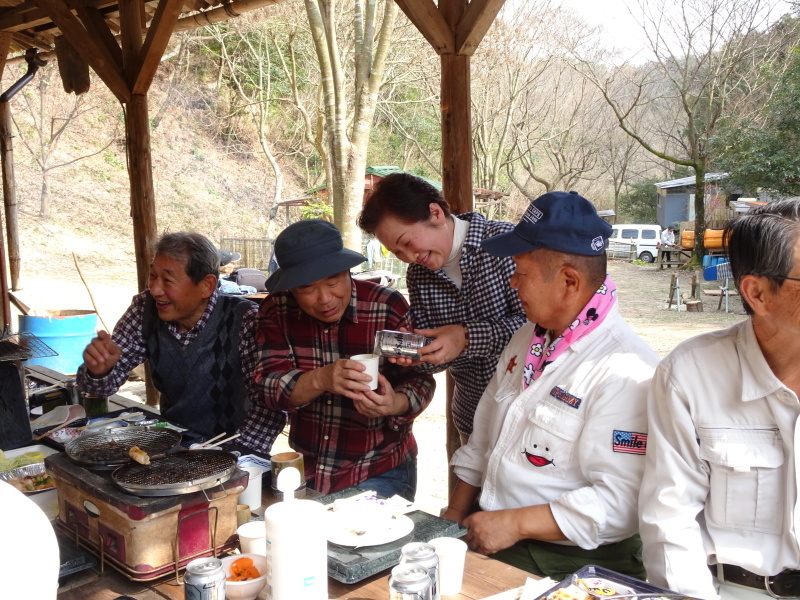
left=654, top=173, right=730, bottom=228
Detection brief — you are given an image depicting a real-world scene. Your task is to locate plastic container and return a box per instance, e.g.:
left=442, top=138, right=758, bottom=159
left=681, top=230, right=695, bottom=249
left=19, top=310, right=97, bottom=374
left=704, top=228, right=727, bottom=249
left=263, top=467, right=327, bottom=600
left=702, top=255, right=711, bottom=267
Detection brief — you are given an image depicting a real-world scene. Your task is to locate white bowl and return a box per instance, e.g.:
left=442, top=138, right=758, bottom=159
left=220, top=553, right=268, bottom=600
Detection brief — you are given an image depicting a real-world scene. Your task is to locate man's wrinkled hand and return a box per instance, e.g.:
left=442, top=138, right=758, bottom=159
left=353, top=374, right=409, bottom=418
left=463, top=509, right=521, bottom=556
left=82, top=330, right=122, bottom=378
left=415, top=325, right=466, bottom=365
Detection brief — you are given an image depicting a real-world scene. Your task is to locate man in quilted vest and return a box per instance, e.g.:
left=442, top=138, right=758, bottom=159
left=77, top=232, right=285, bottom=454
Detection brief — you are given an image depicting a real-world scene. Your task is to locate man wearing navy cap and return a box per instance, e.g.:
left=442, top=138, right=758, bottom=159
left=442, top=191, right=659, bottom=579
left=247, top=219, right=435, bottom=500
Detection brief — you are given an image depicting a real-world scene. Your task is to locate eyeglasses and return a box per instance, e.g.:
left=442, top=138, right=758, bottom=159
left=773, top=276, right=800, bottom=283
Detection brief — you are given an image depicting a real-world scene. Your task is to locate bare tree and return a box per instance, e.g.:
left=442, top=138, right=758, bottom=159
left=11, top=67, right=117, bottom=218
left=304, top=0, right=399, bottom=251
left=574, top=0, right=789, bottom=262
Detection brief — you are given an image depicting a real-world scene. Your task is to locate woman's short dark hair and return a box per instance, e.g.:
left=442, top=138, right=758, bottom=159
left=725, top=199, right=800, bottom=315
left=358, top=173, right=451, bottom=232
left=154, top=232, right=220, bottom=284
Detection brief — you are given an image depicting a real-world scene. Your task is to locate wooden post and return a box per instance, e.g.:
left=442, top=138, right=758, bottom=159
left=441, top=53, right=472, bottom=214
left=0, top=101, right=20, bottom=291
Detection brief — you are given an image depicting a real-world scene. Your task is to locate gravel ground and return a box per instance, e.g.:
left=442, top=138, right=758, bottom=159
left=16, top=259, right=746, bottom=514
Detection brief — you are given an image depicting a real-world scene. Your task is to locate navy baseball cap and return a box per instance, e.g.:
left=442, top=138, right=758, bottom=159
left=482, top=191, right=612, bottom=257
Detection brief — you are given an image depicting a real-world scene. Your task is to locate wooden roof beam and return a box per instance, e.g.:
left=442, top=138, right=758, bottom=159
left=0, top=0, right=119, bottom=33
left=0, top=32, right=12, bottom=78
left=455, top=0, right=506, bottom=55
left=394, top=0, right=454, bottom=55
left=173, top=0, right=287, bottom=32
left=33, top=0, right=130, bottom=102
left=131, top=0, right=182, bottom=95
left=75, top=6, right=123, bottom=71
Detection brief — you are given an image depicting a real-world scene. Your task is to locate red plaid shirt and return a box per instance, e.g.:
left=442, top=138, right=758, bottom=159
left=254, top=279, right=435, bottom=494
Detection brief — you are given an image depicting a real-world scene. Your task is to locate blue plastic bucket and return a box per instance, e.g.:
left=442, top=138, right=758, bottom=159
left=19, top=310, right=98, bottom=374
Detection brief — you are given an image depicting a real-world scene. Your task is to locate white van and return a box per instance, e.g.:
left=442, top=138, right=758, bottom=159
left=607, top=224, right=662, bottom=263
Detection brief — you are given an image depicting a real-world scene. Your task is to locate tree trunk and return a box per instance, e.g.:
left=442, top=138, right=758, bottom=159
left=693, top=162, right=706, bottom=265
left=39, top=172, right=50, bottom=219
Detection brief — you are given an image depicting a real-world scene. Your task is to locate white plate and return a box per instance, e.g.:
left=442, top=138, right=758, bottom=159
left=327, top=512, right=414, bottom=547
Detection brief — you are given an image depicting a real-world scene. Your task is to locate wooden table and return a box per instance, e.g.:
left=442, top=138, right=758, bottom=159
left=57, top=550, right=532, bottom=599
left=656, top=246, right=692, bottom=269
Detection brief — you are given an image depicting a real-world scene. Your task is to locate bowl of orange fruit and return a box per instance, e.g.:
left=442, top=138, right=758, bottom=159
left=220, top=553, right=268, bottom=600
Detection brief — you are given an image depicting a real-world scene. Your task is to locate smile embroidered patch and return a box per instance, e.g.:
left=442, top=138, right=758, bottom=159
left=613, top=430, right=647, bottom=455
left=549, top=386, right=581, bottom=409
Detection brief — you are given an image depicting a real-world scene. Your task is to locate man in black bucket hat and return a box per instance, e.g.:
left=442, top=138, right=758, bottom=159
left=247, top=219, right=435, bottom=500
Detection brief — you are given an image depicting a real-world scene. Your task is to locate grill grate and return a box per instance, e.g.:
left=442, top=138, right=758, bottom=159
left=115, top=451, right=236, bottom=486
left=66, top=427, right=181, bottom=465
left=112, top=450, right=238, bottom=496
left=0, top=332, right=58, bottom=363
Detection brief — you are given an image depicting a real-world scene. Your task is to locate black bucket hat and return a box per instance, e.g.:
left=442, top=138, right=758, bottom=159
left=266, top=219, right=366, bottom=293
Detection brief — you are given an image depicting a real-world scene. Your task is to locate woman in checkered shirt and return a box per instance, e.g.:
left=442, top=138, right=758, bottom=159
left=358, top=173, right=526, bottom=443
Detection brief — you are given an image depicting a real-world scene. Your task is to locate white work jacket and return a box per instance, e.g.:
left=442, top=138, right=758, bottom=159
left=640, top=320, right=800, bottom=600
left=452, top=305, right=658, bottom=550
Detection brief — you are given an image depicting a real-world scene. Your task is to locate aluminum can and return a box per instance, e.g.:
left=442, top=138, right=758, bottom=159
left=184, top=557, right=226, bottom=600
left=389, top=563, right=433, bottom=600
left=374, top=330, right=431, bottom=361
left=399, top=542, right=440, bottom=600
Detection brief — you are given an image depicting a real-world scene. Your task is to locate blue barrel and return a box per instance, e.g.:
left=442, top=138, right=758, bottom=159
left=702, top=255, right=711, bottom=267
left=19, top=310, right=98, bottom=374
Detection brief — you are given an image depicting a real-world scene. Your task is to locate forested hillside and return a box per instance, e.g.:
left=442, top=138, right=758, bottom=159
left=4, top=0, right=798, bottom=287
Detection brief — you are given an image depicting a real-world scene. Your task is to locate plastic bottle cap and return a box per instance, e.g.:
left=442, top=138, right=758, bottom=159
left=277, top=466, right=301, bottom=500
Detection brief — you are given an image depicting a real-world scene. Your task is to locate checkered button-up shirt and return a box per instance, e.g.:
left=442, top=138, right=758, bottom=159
left=76, top=289, right=286, bottom=453
left=253, top=279, right=435, bottom=495
left=406, top=212, right=526, bottom=435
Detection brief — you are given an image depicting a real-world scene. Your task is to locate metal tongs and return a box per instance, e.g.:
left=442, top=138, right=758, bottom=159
left=571, top=575, right=696, bottom=600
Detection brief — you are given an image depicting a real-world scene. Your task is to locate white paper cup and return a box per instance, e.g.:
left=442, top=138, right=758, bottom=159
left=238, top=466, right=264, bottom=511
left=351, top=353, right=379, bottom=390
left=430, top=536, right=468, bottom=596
left=237, top=521, right=267, bottom=556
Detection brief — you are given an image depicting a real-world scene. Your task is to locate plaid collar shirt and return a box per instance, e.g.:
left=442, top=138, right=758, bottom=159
left=406, top=212, right=526, bottom=435
left=254, top=279, right=435, bottom=495
left=76, top=289, right=285, bottom=453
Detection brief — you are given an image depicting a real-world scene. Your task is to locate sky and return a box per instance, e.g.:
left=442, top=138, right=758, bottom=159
left=560, top=0, right=648, bottom=59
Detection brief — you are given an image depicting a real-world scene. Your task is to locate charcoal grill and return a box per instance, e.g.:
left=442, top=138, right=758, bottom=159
left=65, top=426, right=181, bottom=468
left=112, top=450, right=238, bottom=496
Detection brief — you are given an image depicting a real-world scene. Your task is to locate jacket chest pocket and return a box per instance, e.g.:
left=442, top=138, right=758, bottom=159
left=699, top=427, right=785, bottom=534
left=519, top=399, right=584, bottom=480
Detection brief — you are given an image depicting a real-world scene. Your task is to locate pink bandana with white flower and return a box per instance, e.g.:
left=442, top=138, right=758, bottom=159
left=523, top=275, right=617, bottom=388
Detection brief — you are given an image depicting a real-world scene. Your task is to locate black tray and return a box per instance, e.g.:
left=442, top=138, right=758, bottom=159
left=535, top=565, right=701, bottom=600
left=318, top=487, right=467, bottom=584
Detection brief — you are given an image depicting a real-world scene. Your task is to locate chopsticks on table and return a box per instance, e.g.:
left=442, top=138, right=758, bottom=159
left=33, top=418, right=81, bottom=441
left=196, top=431, right=226, bottom=448
left=202, top=433, right=241, bottom=449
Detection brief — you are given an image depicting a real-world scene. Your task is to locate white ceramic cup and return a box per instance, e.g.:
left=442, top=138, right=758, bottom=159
left=237, top=520, right=267, bottom=556
left=238, top=466, right=264, bottom=511
left=430, top=536, right=468, bottom=596
left=351, top=353, right=379, bottom=391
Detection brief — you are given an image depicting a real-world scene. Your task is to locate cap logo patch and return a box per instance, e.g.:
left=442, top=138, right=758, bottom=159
left=523, top=205, right=544, bottom=225
left=591, top=236, right=604, bottom=252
